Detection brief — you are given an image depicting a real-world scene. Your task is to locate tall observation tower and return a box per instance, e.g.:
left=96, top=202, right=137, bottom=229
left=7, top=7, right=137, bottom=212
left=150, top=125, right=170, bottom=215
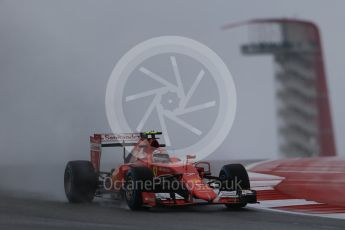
left=223, top=19, right=336, bottom=157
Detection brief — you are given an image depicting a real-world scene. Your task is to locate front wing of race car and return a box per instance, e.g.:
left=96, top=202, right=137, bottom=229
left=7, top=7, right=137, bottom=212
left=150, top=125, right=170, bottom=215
left=141, top=189, right=257, bottom=207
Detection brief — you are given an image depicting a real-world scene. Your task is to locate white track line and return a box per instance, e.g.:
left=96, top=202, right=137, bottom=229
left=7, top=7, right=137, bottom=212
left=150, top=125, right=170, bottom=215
left=256, top=199, right=320, bottom=208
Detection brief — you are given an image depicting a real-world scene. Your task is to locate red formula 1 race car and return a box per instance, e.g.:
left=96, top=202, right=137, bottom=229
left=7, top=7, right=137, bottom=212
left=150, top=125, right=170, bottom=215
left=64, top=132, right=257, bottom=210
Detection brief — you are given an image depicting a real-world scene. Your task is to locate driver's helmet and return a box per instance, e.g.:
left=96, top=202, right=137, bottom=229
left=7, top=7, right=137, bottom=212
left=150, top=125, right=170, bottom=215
left=152, top=149, right=170, bottom=163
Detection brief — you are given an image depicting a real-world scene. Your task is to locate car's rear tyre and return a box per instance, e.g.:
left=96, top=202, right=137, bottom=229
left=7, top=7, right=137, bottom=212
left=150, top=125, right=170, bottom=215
left=124, top=167, right=154, bottom=210
left=64, top=161, right=98, bottom=203
left=219, top=164, right=250, bottom=209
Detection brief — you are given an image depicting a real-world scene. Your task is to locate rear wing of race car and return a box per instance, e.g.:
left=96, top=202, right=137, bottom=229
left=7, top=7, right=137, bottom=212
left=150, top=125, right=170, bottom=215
left=90, top=132, right=164, bottom=172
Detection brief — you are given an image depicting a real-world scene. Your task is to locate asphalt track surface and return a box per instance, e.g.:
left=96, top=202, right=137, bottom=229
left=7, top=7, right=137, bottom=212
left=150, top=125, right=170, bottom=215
left=1, top=163, right=345, bottom=230
left=1, top=192, right=345, bottom=230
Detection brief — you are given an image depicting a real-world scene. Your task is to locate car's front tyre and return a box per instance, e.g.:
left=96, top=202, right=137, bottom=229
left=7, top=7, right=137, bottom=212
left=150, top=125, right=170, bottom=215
left=124, top=167, right=154, bottom=210
left=219, top=164, right=250, bottom=209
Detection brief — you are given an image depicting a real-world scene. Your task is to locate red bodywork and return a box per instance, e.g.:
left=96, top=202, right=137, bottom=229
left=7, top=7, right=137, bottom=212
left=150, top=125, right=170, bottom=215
left=89, top=132, right=250, bottom=207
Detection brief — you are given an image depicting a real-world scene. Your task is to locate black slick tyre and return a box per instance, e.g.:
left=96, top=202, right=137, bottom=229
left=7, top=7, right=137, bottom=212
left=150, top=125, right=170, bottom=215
left=219, top=164, right=250, bottom=209
left=124, top=167, right=154, bottom=210
left=64, top=161, right=98, bottom=203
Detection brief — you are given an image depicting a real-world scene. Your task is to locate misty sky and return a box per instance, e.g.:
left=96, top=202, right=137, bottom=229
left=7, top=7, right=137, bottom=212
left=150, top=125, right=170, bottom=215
left=1, top=0, right=344, bottom=164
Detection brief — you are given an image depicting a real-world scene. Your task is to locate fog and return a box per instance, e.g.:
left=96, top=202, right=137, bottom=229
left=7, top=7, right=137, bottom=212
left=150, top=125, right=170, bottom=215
left=0, top=1, right=344, bottom=198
